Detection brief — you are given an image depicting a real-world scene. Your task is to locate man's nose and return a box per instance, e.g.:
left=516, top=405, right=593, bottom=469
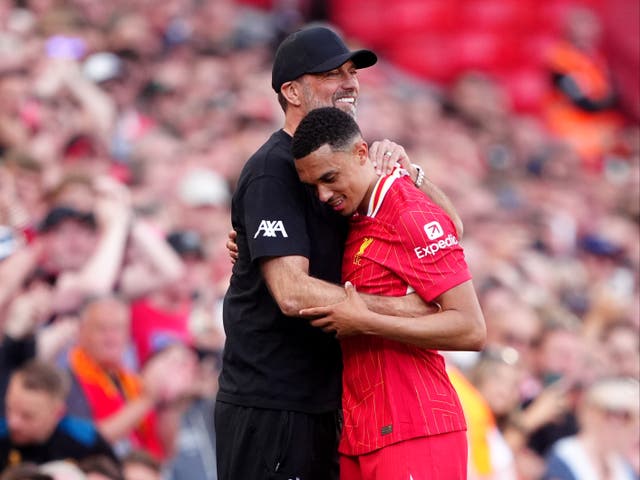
left=317, top=185, right=333, bottom=203
left=341, top=73, right=358, bottom=90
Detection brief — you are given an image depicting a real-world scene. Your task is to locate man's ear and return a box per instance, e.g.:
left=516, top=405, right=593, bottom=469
left=280, top=81, right=301, bottom=107
left=356, top=140, right=369, bottom=165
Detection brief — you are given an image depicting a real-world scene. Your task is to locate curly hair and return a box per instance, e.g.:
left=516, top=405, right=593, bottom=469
left=292, top=107, right=361, bottom=160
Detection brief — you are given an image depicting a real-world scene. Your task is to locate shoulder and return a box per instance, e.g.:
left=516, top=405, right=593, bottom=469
left=240, top=131, right=295, bottom=180
left=387, top=179, right=450, bottom=228
left=57, top=416, right=99, bottom=446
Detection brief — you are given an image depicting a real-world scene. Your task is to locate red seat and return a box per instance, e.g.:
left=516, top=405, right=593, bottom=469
left=496, top=67, right=551, bottom=113
left=385, top=34, right=460, bottom=84
left=453, top=30, right=521, bottom=73
left=330, top=0, right=387, bottom=49
left=460, top=0, right=535, bottom=32
left=385, top=0, right=457, bottom=34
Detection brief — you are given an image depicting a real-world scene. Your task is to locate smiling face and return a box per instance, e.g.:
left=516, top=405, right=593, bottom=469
left=296, top=61, right=360, bottom=117
left=78, top=297, right=130, bottom=370
left=295, top=142, right=376, bottom=216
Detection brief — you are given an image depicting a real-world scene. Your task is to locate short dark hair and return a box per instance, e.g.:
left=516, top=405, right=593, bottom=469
left=291, top=107, right=361, bottom=160
left=78, top=455, right=124, bottom=480
left=122, top=449, right=161, bottom=473
left=13, top=360, right=70, bottom=400
left=0, top=463, right=53, bottom=480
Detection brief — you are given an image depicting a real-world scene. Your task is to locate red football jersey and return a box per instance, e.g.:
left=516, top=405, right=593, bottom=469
left=339, top=170, right=470, bottom=456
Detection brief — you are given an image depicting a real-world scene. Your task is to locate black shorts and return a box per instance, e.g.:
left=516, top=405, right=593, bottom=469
left=215, top=401, right=341, bottom=480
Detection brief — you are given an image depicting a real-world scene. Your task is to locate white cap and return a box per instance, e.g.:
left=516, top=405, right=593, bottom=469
left=178, top=168, right=230, bottom=207
left=586, top=377, right=640, bottom=412
left=82, top=52, right=122, bottom=83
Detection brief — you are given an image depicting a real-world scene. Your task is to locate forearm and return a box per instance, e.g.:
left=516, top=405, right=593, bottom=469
left=96, top=395, right=155, bottom=444
left=262, top=257, right=345, bottom=316
left=154, top=402, right=189, bottom=457
left=419, top=176, right=463, bottom=238
left=65, top=74, right=116, bottom=137
left=306, top=280, right=486, bottom=349
left=55, top=218, right=129, bottom=310
left=80, top=218, right=130, bottom=290
left=0, top=244, right=41, bottom=311
left=361, top=308, right=484, bottom=351
left=263, top=256, right=439, bottom=320
left=359, top=292, right=438, bottom=317
left=130, top=220, right=184, bottom=279
left=119, top=220, right=185, bottom=299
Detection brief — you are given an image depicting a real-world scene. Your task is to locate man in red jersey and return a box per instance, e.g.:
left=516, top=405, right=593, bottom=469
left=292, top=107, right=486, bottom=480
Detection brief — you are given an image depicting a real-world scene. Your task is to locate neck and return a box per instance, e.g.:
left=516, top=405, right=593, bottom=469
left=358, top=169, right=382, bottom=215
left=283, top=111, right=302, bottom=137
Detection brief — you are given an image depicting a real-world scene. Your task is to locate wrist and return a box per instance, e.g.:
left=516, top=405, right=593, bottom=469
left=507, top=412, right=532, bottom=436
left=411, top=164, right=425, bottom=188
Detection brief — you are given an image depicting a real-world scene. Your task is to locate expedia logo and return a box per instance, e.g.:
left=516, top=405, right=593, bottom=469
left=254, top=220, right=288, bottom=238
left=423, top=221, right=444, bottom=240
left=414, top=233, right=459, bottom=259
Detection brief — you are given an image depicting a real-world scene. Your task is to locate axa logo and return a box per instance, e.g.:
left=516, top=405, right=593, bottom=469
left=254, top=220, right=288, bottom=238
left=423, top=221, right=444, bottom=240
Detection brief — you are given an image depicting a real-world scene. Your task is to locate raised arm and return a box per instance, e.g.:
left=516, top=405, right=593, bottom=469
left=52, top=178, right=130, bottom=313
left=118, top=218, right=185, bottom=300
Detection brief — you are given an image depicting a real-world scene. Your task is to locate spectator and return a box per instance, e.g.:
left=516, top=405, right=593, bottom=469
left=164, top=346, right=220, bottom=480
left=0, top=360, right=117, bottom=470
left=78, top=455, right=124, bottom=480
left=121, top=450, right=161, bottom=480
left=39, top=461, right=87, bottom=480
left=66, top=295, right=195, bottom=460
left=36, top=176, right=130, bottom=315
left=449, top=352, right=519, bottom=480
left=601, top=321, right=640, bottom=380
left=0, top=463, right=53, bottom=480
left=0, top=271, right=53, bottom=411
left=128, top=230, right=205, bottom=366
left=542, top=5, right=625, bottom=170
left=542, top=376, right=639, bottom=480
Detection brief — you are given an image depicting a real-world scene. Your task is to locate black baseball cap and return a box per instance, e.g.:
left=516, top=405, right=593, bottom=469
left=38, top=206, right=97, bottom=233
left=166, top=230, right=205, bottom=259
left=271, top=26, right=377, bottom=93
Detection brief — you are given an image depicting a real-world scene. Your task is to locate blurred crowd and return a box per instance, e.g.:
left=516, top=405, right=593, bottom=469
left=0, top=0, right=638, bottom=479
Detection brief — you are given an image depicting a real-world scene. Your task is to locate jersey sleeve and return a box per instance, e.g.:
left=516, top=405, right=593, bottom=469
left=242, top=174, right=310, bottom=261
left=392, top=204, right=471, bottom=302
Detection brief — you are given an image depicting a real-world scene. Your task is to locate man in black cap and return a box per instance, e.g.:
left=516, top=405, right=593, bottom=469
left=216, top=25, right=460, bottom=480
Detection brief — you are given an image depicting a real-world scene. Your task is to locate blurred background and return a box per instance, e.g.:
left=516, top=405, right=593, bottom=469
left=0, top=0, right=638, bottom=479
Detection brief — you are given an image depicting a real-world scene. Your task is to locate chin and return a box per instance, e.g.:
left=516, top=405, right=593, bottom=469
left=335, top=103, right=357, bottom=118
left=9, top=434, right=30, bottom=445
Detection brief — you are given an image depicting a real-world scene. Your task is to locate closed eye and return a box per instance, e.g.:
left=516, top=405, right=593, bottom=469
left=320, top=174, right=337, bottom=184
